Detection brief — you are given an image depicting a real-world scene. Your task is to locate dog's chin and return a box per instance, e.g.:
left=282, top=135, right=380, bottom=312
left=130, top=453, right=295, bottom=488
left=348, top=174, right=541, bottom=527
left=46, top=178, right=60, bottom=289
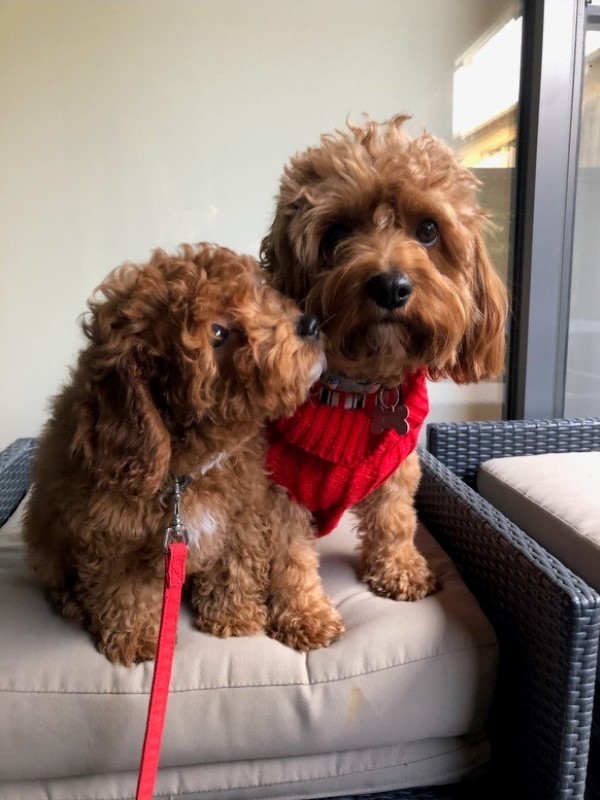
left=372, top=317, right=403, bottom=330
left=340, top=318, right=406, bottom=355
left=321, top=319, right=409, bottom=381
left=308, top=352, right=327, bottom=385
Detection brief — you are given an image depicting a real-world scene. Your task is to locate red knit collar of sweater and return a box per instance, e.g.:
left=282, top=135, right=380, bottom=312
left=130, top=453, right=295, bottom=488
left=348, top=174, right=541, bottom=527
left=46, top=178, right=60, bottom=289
left=272, top=369, right=429, bottom=464
left=267, top=369, right=430, bottom=535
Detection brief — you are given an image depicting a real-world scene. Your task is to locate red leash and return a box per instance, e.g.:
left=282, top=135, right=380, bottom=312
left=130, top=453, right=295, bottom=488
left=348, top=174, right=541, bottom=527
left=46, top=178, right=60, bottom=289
left=136, top=541, right=188, bottom=800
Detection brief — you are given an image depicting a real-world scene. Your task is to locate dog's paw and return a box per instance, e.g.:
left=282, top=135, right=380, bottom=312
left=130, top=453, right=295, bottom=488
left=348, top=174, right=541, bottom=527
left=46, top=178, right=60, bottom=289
left=194, top=605, right=268, bottom=639
left=50, top=588, right=85, bottom=624
left=269, top=603, right=344, bottom=651
left=364, top=555, right=438, bottom=601
left=96, top=629, right=159, bottom=667
left=194, top=617, right=266, bottom=638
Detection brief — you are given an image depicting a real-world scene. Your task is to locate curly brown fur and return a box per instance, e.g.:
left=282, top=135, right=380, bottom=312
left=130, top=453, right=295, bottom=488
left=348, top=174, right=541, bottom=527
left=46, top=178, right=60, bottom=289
left=24, top=243, right=343, bottom=665
left=262, top=114, right=508, bottom=601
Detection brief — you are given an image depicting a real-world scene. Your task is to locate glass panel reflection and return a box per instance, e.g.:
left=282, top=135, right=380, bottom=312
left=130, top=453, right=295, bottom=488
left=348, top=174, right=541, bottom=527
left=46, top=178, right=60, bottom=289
left=450, top=4, right=522, bottom=423
left=565, top=13, right=600, bottom=416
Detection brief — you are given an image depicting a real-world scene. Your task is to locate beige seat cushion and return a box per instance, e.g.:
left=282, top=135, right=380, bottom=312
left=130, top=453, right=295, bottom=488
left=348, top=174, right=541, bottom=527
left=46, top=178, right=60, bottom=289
left=0, top=496, right=497, bottom=800
left=478, top=451, right=600, bottom=590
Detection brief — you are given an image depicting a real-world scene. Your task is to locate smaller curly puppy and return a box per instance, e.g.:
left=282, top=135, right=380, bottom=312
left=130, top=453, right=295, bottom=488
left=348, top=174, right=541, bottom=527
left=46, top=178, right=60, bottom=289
left=24, top=244, right=343, bottom=666
left=263, top=115, right=508, bottom=602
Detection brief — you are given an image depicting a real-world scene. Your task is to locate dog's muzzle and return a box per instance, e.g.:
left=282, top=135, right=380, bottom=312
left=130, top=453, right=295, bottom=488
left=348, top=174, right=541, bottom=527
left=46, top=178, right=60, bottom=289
left=366, top=271, right=412, bottom=310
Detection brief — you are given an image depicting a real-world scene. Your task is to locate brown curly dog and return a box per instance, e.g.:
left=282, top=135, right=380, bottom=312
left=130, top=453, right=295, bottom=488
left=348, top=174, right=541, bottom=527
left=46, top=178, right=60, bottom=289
left=263, top=115, right=508, bottom=602
left=24, top=244, right=343, bottom=666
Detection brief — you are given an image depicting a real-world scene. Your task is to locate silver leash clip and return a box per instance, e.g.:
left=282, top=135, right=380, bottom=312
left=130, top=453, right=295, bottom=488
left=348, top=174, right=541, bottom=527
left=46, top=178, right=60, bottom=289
left=163, top=478, right=190, bottom=552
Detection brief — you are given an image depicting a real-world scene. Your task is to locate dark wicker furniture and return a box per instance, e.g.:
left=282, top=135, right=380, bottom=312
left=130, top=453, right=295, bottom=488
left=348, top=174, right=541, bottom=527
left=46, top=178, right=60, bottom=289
left=427, top=417, right=600, bottom=800
left=3, top=435, right=599, bottom=799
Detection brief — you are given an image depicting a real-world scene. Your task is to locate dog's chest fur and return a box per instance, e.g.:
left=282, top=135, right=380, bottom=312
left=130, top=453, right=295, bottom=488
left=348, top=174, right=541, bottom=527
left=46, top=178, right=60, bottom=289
left=180, top=453, right=229, bottom=546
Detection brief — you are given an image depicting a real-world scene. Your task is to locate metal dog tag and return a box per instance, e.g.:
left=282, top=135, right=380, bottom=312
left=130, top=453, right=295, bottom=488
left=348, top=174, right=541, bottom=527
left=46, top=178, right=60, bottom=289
left=370, top=387, right=410, bottom=435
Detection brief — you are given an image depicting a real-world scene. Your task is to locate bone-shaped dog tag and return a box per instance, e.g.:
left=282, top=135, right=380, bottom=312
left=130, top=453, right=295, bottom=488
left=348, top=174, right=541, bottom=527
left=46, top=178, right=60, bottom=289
left=370, top=403, right=410, bottom=436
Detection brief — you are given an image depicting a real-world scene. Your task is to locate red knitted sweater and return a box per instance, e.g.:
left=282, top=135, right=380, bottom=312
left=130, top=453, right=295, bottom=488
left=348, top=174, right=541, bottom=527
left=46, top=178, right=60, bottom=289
left=267, top=369, right=429, bottom=536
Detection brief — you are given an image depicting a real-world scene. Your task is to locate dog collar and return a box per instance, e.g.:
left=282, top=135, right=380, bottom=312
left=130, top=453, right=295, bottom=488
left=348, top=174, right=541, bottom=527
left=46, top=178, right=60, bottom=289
left=161, top=451, right=227, bottom=543
left=167, top=451, right=227, bottom=493
left=313, top=377, right=411, bottom=436
left=319, top=371, right=381, bottom=395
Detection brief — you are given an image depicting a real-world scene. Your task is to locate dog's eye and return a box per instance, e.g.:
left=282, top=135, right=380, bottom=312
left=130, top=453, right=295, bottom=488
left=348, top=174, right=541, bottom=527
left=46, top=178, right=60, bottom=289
left=415, top=219, right=440, bottom=247
left=321, top=223, right=352, bottom=258
left=211, top=323, right=230, bottom=347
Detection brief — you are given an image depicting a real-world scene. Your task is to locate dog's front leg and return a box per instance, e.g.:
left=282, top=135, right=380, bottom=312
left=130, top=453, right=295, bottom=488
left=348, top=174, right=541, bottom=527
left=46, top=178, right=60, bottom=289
left=355, top=451, right=437, bottom=600
left=190, top=536, right=269, bottom=639
left=80, top=563, right=164, bottom=666
left=267, top=491, right=344, bottom=651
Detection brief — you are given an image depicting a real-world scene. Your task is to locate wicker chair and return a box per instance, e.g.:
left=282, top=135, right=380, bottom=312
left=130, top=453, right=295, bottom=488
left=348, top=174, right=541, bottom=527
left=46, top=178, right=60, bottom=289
left=2, top=436, right=599, bottom=800
left=427, top=417, right=600, bottom=800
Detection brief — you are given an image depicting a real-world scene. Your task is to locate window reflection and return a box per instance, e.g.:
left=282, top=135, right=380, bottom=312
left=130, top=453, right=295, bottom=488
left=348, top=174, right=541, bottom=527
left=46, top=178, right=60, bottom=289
left=453, top=14, right=521, bottom=169
left=565, top=16, right=600, bottom=416
left=451, top=6, right=522, bottom=414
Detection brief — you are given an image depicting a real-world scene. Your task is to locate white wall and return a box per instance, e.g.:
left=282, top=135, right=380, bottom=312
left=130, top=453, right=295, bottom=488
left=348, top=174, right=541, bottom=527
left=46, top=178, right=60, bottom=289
left=0, top=0, right=512, bottom=449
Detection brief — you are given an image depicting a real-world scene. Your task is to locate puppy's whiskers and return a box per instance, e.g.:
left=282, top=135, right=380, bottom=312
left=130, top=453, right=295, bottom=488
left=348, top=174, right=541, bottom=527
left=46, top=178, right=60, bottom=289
left=320, top=312, right=338, bottom=328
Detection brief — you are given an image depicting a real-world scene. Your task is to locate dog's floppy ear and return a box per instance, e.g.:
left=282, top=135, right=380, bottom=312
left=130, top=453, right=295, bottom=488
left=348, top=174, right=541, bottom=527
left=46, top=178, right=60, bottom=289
left=71, top=346, right=171, bottom=497
left=260, top=219, right=286, bottom=292
left=261, top=155, right=324, bottom=305
left=260, top=212, right=310, bottom=304
left=71, top=271, right=172, bottom=497
left=448, top=230, right=508, bottom=384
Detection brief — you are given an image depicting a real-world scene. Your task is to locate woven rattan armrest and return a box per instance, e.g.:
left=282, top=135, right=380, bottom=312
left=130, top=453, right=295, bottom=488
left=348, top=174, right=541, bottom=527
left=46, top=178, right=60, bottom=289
left=0, top=437, right=37, bottom=526
left=424, top=418, right=600, bottom=800
left=426, top=417, right=600, bottom=489
left=426, top=418, right=600, bottom=800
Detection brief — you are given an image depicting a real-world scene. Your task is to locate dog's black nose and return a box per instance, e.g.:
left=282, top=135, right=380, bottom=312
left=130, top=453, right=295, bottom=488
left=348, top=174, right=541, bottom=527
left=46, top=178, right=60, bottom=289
left=297, top=314, right=320, bottom=340
left=366, top=271, right=412, bottom=310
